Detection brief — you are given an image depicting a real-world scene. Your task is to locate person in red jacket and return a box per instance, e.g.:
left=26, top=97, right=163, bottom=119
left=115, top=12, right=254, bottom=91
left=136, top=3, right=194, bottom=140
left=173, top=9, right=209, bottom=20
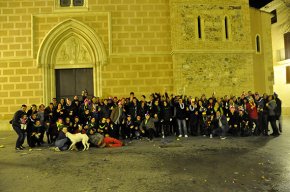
left=246, top=96, right=259, bottom=136
left=103, top=136, right=123, bottom=147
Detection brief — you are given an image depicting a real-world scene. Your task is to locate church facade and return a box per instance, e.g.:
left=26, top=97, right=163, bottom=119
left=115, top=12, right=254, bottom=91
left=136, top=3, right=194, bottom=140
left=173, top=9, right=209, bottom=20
left=0, top=0, right=273, bottom=122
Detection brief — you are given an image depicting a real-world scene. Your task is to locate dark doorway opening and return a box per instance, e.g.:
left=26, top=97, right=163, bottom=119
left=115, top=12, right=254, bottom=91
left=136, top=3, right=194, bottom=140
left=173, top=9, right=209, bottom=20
left=55, top=68, right=94, bottom=101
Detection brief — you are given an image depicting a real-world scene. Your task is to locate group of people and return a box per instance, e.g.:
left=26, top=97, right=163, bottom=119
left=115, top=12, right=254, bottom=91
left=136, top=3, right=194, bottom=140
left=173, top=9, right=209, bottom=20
left=11, top=90, right=282, bottom=151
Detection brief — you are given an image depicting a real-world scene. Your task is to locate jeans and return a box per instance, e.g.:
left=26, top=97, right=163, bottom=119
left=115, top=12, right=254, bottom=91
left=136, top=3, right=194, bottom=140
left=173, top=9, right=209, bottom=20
left=55, top=138, right=68, bottom=151
left=177, top=119, right=187, bottom=136
left=13, top=126, right=26, bottom=148
left=146, top=128, right=155, bottom=140
left=269, top=116, right=279, bottom=135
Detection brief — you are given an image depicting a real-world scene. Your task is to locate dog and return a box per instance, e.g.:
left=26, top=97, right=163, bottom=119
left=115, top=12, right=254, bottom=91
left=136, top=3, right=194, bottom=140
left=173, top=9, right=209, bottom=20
left=65, top=132, right=90, bottom=151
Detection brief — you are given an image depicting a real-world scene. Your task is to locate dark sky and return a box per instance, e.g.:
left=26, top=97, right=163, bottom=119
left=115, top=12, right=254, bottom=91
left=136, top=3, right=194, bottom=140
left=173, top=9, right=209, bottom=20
left=249, top=0, right=273, bottom=9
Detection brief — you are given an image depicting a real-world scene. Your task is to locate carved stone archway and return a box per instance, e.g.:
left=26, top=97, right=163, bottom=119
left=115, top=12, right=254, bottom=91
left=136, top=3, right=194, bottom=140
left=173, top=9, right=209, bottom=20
left=37, top=19, right=107, bottom=104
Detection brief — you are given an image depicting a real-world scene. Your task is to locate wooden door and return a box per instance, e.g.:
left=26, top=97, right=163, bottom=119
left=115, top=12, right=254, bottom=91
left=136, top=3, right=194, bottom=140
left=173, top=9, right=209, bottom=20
left=55, top=68, right=93, bottom=100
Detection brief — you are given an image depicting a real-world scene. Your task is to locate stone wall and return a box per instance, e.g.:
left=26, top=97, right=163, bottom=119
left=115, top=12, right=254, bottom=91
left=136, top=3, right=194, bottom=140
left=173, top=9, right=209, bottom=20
left=250, top=8, right=274, bottom=94
left=172, top=53, right=254, bottom=96
left=170, top=0, right=256, bottom=96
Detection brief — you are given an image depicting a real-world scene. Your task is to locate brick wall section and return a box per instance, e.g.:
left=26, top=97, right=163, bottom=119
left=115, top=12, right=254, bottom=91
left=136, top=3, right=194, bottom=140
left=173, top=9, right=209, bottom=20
left=0, top=1, right=54, bottom=59
left=102, top=55, right=173, bottom=98
left=0, top=0, right=173, bottom=121
left=91, top=0, right=171, bottom=53
left=0, top=60, right=43, bottom=119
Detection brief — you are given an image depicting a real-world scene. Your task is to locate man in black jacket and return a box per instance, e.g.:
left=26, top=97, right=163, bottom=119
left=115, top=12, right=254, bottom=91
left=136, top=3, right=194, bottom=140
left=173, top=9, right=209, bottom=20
left=11, top=104, right=27, bottom=150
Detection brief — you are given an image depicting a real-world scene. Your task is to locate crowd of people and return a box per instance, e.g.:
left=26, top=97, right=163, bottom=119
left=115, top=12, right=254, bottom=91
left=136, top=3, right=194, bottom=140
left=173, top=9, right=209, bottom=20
left=10, top=90, right=282, bottom=151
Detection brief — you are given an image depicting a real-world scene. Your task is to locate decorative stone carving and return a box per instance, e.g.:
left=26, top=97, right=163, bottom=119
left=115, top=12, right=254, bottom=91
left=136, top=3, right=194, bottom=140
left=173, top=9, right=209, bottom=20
left=56, top=36, right=92, bottom=65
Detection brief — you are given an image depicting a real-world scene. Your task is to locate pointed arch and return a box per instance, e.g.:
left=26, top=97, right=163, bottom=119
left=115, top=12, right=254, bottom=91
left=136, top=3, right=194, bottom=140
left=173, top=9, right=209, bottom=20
left=37, top=19, right=107, bottom=67
left=37, top=19, right=107, bottom=104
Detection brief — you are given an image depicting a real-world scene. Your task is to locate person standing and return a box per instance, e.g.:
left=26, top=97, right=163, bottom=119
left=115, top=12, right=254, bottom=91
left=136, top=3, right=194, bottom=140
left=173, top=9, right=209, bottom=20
left=266, top=95, right=279, bottom=136
left=246, top=96, right=259, bottom=136
left=274, top=93, right=282, bottom=133
left=110, top=101, right=125, bottom=139
left=187, top=99, right=199, bottom=136
left=175, top=98, right=188, bottom=138
left=11, top=105, right=27, bottom=150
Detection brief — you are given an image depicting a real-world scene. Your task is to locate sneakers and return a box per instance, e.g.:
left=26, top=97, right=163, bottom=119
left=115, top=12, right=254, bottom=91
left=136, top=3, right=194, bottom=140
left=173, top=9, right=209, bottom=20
left=178, top=135, right=182, bottom=138
left=15, top=147, right=23, bottom=150
left=184, top=135, right=188, bottom=138
left=220, top=137, right=227, bottom=140
left=162, top=135, right=165, bottom=139
left=279, top=128, right=282, bottom=133
left=54, top=147, right=61, bottom=152
left=210, top=134, right=213, bottom=139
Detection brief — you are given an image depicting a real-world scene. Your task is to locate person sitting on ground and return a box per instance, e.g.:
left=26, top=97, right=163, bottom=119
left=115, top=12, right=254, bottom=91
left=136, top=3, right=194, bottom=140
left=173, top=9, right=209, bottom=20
left=228, top=106, right=240, bottom=136
left=28, top=119, right=42, bottom=148
left=87, top=128, right=106, bottom=148
left=133, top=115, right=143, bottom=140
left=54, top=127, right=69, bottom=151
left=103, top=135, right=123, bottom=147
left=237, top=107, right=250, bottom=136
left=123, top=115, right=134, bottom=140
left=97, top=117, right=107, bottom=136
left=106, top=118, right=117, bottom=138
left=72, top=116, right=83, bottom=134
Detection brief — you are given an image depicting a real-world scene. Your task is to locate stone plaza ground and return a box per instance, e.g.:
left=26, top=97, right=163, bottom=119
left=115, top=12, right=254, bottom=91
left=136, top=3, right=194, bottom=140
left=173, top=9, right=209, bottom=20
left=1, top=117, right=290, bottom=192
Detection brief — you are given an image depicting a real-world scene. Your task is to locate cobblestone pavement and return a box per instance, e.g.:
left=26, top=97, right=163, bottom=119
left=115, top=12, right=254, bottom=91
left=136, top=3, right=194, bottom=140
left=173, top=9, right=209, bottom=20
left=0, top=117, right=290, bottom=192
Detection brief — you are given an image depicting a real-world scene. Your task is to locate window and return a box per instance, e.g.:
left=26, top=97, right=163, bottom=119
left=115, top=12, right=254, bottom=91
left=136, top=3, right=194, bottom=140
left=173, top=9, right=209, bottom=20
left=60, top=0, right=70, bottom=7
left=60, top=0, right=84, bottom=7
left=73, top=0, right=84, bottom=6
left=225, top=16, right=229, bottom=40
left=271, top=10, right=277, bottom=24
left=256, top=35, right=261, bottom=53
left=197, top=16, right=202, bottom=39
left=286, top=66, right=290, bottom=84
left=55, top=0, right=88, bottom=11
left=285, top=32, right=290, bottom=60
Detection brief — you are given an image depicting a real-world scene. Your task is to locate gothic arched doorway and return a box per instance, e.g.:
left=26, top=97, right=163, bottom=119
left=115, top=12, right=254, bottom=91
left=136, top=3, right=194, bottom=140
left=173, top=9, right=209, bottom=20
left=37, top=19, right=107, bottom=104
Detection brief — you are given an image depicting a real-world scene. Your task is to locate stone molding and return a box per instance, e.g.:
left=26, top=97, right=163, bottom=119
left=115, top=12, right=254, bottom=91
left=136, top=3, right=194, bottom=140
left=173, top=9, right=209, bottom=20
left=37, top=19, right=107, bottom=104
left=171, top=49, right=255, bottom=54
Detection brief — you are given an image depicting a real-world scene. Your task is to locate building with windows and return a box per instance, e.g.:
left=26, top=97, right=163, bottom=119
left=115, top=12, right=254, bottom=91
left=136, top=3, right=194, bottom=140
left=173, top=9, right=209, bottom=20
left=261, top=0, right=290, bottom=115
left=0, top=0, right=276, bottom=127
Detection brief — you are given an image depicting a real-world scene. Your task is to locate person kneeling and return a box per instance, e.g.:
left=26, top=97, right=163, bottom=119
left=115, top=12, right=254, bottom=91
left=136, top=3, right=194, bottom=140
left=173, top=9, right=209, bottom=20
left=139, top=113, right=157, bottom=141
left=211, top=111, right=229, bottom=139
left=54, top=127, right=69, bottom=151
